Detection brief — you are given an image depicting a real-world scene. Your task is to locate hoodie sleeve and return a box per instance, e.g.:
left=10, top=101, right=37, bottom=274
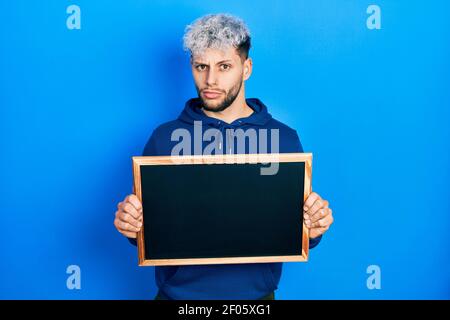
left=309, top=235, right=322, bottom=249
left=127, top=237, right=137, bottom=246
left=127, top=131, right=160, bottom=247
left=293, top=130, right=323, bottom=249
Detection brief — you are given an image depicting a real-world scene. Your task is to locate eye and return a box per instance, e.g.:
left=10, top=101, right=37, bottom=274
left=220, top=64, right=231, bottom=71
left=195, top=64, right=207, bottom=71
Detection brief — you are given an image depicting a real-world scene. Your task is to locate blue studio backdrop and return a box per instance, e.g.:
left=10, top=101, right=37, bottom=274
left=1, top=1, right=449, bottom=299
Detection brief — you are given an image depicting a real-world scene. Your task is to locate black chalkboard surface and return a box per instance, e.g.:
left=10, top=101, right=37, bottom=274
left=132, top=153, right=312, bottom=266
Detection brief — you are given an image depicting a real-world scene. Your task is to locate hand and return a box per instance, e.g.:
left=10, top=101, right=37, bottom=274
left=114, top=194, right=143, bottom=239
left=303, top=192, right=334, bottom=239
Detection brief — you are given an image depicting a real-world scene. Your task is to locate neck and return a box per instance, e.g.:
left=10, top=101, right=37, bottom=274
left=202, top=85, right=253, bottom=124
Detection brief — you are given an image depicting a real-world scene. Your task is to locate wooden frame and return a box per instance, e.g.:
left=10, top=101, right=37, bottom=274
left=132, top=153, right=312, bottom=266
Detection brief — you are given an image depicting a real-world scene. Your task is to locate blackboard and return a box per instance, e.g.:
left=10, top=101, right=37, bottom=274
left=132, top=153, right=312, bottom=266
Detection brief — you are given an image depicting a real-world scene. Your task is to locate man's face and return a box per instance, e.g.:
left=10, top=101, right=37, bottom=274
left=191, top=47, right=250, bottom=112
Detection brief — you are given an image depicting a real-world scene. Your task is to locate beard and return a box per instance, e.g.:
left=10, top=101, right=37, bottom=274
left=196, top=79, right=243, bottom=112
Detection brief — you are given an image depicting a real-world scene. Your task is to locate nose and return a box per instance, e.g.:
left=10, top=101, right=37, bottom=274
left=206, top=68, right=217, bottom=87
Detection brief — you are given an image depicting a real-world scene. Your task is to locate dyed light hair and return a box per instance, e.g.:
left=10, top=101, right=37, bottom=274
left=183, top=14, right=251, bottom=61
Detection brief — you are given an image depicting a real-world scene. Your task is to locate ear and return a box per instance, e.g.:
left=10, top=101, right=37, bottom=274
left=243, top=57, right=253, bottom=80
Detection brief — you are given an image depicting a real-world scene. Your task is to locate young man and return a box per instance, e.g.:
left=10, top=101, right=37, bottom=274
left=114, top=14, right=334, bottom=300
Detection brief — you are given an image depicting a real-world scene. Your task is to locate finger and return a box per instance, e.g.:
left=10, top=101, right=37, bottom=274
left=310, top=207, right=332, bottom=223
left=115, top=219, right=141, bottom=233
left=304, top=198, right=322, bottom=220
left=120, top=230, right=138, bottom=239
left=303, top=192, right=319, bottom=212
left=309, top=227, right=328, bottom=239
left=311, top=214, right=333, bottom=228
left=126, top=194, right=143, bottom=212
left=304, top=218, right=311, bottom=228
left=306, top=198, right=328, bottom=218
left=311, top=214, right=334, bottom=229
left=120, top=202, right=141, bottom=220
left=303, top=208, right=330, bottom=228
left=118, top=211, right=142, bottom=228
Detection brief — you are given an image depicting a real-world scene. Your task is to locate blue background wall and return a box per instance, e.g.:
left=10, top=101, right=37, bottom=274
left=1, top=0, right=449, bottom=299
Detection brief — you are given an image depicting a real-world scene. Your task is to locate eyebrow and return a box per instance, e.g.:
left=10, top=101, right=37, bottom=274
left=193, top=59, right=233, bottom=65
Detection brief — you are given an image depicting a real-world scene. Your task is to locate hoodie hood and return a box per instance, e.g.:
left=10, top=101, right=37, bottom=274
left=178, top=97, right=273, bottom=127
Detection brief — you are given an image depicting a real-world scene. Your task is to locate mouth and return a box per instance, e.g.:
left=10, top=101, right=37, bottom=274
left=202, top=90, right=222, bottom=99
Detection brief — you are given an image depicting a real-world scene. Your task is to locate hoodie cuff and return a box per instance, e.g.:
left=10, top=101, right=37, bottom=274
left=127, top=237, right=137, bottom=246
left=309, top=234, right=322, bottom=249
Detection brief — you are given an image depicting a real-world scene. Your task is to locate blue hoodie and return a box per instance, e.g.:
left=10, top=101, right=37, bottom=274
left=129, top=97, right=322, bottom=300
